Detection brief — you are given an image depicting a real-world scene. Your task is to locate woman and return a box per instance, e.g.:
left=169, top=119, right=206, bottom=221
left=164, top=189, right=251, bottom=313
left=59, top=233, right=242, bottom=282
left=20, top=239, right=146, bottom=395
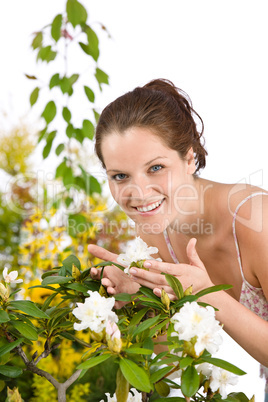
left=88, top=79, right=268, bottom=397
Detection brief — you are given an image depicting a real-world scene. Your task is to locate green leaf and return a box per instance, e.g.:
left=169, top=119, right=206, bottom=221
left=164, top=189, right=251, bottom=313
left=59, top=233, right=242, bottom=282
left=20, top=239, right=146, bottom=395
left=124, top=347, right=153, bottom=355
left=132, top=315, right=160, bottom=337
left=95, top=67, right=109, bottom=91
left=181, top=365, right=199, bottom=397
left=10, top=321, right=38, bottom=341
left=77, top=353, right=111, bottom=370
left=114, top=293, right=132, bottom=302
left=227, top=393, right=250, bottom=402
left=49, top=73, right=60, bottom=89
left=0, top=365, right=23, bottom=378
left=128, top=308, right=149, bottom=329
left=42, top=130, right=57, bottom=159
left=51, top=14, right=62, bottom=42
left=199, top=356, right=246, bottom=375
left=119, top=358, right=152, bottom=393
left=55, top=160, right=67, bottom=178
left=37, top=45, right=57, bottom=63
left=41, top=101, right=57, bottom=124
left=153, top=398, right=185, bottom=402
left=82, top=119, right=94, bottom=140
left=31, top=31, right=43, bottom=49
left=150, top=366, right=173, bottom=383
left=8, top=301, right=49, bottom=319
left=60, top=76, right=72, bottom=95
left=84, top=86, right=95, bottom=102
left=62, top=106, right=72, bottom=123
left=42, top=276, right=73, bottom=286
left=0, top=339, right=23, bottom=358
left=55, top=143, right=65, bottom=156
left=66, top=0, right=87, bottom=27
left=165, top=274, right=184, bottom=300
left=65, top=283, right=89, bottom=293
left=195, top=284, right=233, bottom=299
left=62, top=254, right=81, bottom=271
left=84, top=26, right=99, bottom=61
left=179, top=356, right=194, bottom=369
left=63, top=166, right=74, bottom=187
left=30, top=87, right=40, bottom=106
left=0, top=310, right=10, bottom=323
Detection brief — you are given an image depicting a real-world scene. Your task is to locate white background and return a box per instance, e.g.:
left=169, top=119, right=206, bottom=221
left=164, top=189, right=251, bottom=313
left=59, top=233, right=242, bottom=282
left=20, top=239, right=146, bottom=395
left=0, top=0, right=267, bottom=399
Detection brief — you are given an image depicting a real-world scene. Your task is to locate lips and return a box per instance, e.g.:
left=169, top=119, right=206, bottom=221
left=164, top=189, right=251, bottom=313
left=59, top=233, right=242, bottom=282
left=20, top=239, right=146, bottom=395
left=134, top=198, right=165, bottom=213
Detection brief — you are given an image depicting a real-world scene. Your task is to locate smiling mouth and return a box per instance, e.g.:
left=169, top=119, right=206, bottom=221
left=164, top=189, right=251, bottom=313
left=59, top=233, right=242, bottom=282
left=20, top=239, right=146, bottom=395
left=135, top=198, right=165, bottom=212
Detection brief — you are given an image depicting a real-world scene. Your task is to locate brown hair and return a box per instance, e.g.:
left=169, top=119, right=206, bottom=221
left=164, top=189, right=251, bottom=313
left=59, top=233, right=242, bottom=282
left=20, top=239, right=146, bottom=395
left=95, top=79, right=207, bottom=174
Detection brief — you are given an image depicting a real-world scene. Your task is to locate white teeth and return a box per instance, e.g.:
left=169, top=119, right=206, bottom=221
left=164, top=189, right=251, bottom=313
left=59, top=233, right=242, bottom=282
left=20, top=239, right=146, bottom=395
left=136, top=199, right=163, bottom=212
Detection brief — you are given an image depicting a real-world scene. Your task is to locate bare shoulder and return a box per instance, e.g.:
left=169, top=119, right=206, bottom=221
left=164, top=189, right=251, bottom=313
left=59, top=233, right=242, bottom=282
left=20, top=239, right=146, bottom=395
left=231, top=185, right=268, bottom=293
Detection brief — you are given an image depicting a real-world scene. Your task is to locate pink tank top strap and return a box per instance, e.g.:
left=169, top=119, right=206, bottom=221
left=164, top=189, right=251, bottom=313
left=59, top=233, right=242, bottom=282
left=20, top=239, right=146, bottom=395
left=163, top=229, right=180, bottom=264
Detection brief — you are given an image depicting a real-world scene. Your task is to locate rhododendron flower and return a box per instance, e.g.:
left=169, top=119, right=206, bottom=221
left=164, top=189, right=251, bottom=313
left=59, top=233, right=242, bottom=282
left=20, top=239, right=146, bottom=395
left=209, top=366, right=239, bottom=399
left=100, top=388, right=142, bottom=402
left=3, top=267, right=23, bottom=284
left=72, top=291, right=118, bottom=332
left=117, top=236, right=160, bottom=274
left=171, top=302, right=223, bottom=356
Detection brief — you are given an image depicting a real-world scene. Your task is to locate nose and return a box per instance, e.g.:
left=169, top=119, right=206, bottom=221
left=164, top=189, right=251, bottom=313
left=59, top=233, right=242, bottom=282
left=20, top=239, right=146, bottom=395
left=122, top=174, right=153, bottom=201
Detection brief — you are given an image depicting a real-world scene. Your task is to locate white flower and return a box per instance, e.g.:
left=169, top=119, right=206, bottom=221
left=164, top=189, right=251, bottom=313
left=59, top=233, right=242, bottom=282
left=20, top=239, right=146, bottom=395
left=73, top=291, right=118, bottom=333
left=117, top=237, right=160, bottom=274
left=196, top=362, right=212, bottom=377
left=171, top=302, right=223, bottom=356
left=209, top=366, right=239, bottom=399
left=3, top=267, right=23, bottom=284
left=100, top=388, right=142, bottom=402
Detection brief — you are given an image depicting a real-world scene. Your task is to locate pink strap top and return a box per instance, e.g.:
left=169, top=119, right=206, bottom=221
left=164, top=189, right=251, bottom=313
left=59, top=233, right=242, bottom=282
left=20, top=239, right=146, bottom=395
left=163, top=192, right=268, bottom=389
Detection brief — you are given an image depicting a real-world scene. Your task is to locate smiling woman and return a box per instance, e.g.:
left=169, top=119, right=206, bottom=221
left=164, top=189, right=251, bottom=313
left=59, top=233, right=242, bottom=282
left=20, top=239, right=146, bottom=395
left=89, top=78, right=268, bottom=400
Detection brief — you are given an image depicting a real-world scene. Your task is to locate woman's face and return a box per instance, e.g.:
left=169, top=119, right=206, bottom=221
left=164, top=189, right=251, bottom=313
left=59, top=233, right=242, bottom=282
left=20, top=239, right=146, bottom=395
left=101, top=127, right=196, bottom=234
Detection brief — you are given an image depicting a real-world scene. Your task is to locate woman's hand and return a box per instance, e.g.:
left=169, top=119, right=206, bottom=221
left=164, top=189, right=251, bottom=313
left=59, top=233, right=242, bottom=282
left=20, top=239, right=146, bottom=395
left=128, top=238, right=214, bottom=300
left=88, top=244, right=140, bottom=307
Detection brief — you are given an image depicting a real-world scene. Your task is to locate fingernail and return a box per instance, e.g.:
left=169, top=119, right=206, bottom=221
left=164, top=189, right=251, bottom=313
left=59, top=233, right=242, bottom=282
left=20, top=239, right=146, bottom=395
left=129, top=268, right=137, bottom=275
left=143, top=262, right=151, bottom=268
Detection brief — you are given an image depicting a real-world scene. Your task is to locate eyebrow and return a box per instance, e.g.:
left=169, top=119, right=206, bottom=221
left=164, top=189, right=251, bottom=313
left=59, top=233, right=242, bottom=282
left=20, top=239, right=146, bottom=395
left=106, top=156, right=168, bottom=174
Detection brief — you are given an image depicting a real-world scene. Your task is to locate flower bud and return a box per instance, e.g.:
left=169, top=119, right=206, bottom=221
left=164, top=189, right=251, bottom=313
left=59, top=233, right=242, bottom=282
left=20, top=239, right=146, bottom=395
left=161, top=288, right=170, bottom=310
left=99, top=284, right=108, bottom=298
left=0, top=283, right=9, bottom=301
left=72, top=264, right=81, bottom=280
left=106, top=321, right=122, bottom=353
left=184, top=285, right=193, bottom=296
left=130, top=260, right=147, bottom=270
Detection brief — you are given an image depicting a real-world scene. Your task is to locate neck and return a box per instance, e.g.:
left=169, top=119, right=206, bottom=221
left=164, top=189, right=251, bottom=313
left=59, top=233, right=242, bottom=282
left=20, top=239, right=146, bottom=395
left=169, top=177, right=216, bottom=237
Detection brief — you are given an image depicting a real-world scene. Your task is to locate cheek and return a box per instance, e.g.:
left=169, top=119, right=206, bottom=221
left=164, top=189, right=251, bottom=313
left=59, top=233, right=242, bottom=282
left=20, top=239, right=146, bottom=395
left=108, top=182, right=126, bottom=206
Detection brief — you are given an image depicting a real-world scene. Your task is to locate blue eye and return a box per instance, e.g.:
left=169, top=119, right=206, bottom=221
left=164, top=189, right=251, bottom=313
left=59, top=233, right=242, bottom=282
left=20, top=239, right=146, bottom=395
left=150, top=165, right=163, bottom=172
left=113, top=173, right=127, bottom=181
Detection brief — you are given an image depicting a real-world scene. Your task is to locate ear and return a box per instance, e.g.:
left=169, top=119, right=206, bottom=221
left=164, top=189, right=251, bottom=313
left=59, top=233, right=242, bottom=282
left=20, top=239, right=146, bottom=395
left=186, top=147, right=196, bottom=174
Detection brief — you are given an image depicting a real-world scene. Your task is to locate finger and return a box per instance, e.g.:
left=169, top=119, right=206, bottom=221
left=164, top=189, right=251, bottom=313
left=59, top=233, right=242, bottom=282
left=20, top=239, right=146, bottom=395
left=88, top=244, right=118, bottom=263
left=143, top=259, right=180, bottom=275
left=101, top=278, right=114, bottom=288
left=153, top=288, right=177, bottom=301
left=186, top=238, right=205, bottom=269
left=129, top=267, right=167, bottom=286
left=90, top=267, right=101, bottom=279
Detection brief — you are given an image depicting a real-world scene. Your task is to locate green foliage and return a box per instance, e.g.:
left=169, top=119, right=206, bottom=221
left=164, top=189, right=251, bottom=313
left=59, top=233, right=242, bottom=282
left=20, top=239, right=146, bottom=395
left=27, top=0, right=110, bottom=205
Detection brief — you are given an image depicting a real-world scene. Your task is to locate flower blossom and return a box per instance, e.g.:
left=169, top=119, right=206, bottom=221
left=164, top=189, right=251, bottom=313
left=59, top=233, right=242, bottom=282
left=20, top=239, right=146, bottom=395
left=100, top=388, right=142, bottom=402
left=171, top=302, right=223, bottom=356
left=3, top=267, right=23, bottom=284
left=117, top=236, right=160, bottom=274
left=72, top=291, right=118, bottom=333
left=209, top=366, right=239, bottom=399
